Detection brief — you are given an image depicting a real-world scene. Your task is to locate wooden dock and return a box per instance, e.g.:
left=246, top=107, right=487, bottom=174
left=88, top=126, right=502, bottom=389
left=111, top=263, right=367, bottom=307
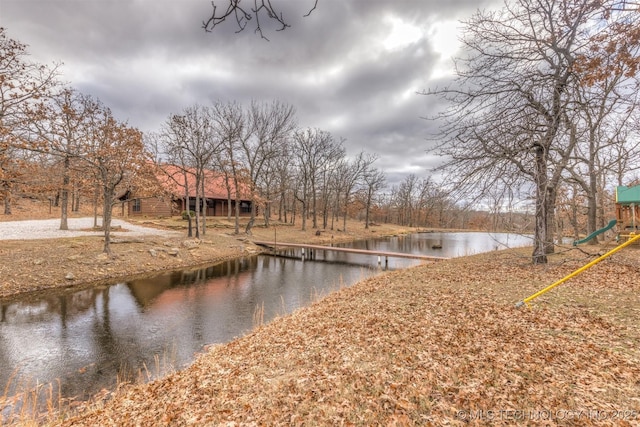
left=252, top=241, right=449, bottom=262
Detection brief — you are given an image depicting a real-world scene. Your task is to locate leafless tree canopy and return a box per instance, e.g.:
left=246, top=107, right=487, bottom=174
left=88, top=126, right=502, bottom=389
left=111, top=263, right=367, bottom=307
left=426, top=0, right=640, bottom=264
left=203, top=0, right=319, bottom=40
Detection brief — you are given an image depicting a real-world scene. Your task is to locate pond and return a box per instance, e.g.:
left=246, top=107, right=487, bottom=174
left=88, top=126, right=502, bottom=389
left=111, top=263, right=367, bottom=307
left=0, top=231, right=531, bottom=412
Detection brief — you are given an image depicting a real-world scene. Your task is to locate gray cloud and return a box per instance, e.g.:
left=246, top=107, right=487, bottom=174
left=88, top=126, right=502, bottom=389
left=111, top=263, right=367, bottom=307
left=1, top=0, right=500, bottom=187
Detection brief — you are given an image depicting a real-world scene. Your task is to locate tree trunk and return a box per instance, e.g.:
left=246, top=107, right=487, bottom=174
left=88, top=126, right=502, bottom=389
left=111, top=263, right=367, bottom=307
left=300, top=199, right=307, bottom=231
left=532, top=145, right=549, bottom=264
left=586, top=170, right=598, bottom=245
left=245, top=215, right=255, bottom=235
left=102, top=186, right=114, bottom=255
left=93, top=181, right=99, bottom=228
left=74, top=186, right=80, bottom=212
left=365, top=189, right=372, bottom=229
left=263, top=200, right=270, bottom=227
left=245, top=200, right=256, bottom=235
left=186, top=197, right=193, bottom=238
left=195, top=193, right=201, bottom=239
left=570, top=184, right=580, bottom=239
left=234, top=196, right=240, bottom=235
left=2, top=181, right=11, bottom=215
left=60, top=155, right=70, bottom=230
left=311, top=182, right=318, bottom=229
left=342, top=194, right=348, bottom=232
left=545, top=186, right=557, bottom=254
left=201, top=179, right=207, bottom=237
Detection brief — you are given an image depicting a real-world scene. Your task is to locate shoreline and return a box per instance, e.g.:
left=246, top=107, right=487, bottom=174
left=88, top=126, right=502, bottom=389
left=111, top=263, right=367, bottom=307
left=55, top=244, right=640, bottom=426
left=0, top=218, right=417, bottom=300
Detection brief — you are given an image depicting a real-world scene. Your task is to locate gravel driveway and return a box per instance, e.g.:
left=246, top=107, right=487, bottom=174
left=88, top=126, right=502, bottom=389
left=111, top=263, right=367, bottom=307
left=0, top=217, right=181, bottom=240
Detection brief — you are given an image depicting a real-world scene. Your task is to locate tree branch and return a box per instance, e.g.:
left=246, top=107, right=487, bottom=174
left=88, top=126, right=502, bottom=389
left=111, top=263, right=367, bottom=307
left=202, top=0, right=318, bottom=39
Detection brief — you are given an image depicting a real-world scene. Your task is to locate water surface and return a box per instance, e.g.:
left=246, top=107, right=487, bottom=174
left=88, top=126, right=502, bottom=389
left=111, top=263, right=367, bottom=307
left=0, top=231, right=531, bottom=407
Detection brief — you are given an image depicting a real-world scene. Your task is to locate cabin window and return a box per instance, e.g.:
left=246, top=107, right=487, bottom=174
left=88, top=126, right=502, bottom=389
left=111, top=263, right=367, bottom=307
left=132, top=199, right=141, bottom=212
left=240, top=201, right=251, bottom=213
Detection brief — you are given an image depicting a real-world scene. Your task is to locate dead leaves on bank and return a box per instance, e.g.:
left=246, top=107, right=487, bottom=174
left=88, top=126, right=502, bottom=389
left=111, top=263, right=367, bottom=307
left=61, top=248, right=640, bottom=426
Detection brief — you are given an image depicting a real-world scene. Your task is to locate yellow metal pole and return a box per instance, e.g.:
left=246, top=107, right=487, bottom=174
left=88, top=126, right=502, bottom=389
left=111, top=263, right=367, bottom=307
left=515, top=232, right=640, bottom=308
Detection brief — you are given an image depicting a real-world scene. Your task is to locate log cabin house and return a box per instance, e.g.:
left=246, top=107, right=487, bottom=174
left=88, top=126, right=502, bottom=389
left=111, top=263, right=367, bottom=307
left=121, top=164, right=253, bottom=218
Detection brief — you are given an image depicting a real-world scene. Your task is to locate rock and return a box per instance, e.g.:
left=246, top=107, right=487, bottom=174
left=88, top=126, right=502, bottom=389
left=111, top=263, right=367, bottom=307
left=96, top=253, right=110, bottom=262
left=149, top=249, right=158, bottom=257
left=168, top=248, right=180, bottom=257
left=67, top=255, right=81, bottom=261
left=65, top=272, right=75, bottom=280
left=33, top=259, right=44, bottom=265
left=182, top=240, right=200, bottom=249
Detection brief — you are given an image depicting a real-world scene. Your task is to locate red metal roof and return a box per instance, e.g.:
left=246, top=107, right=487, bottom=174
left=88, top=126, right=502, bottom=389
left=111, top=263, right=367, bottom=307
left=157, top=164, right=250, bottom=200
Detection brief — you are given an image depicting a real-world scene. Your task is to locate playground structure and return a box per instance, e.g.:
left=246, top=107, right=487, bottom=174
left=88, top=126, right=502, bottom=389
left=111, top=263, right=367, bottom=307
left=615, top=184, right=640, bottom=241
left=571, top=184, right=640, bottom=245
left=517, top=184, right=640, bottom=308
left=572, top=218, right=617, bottom=246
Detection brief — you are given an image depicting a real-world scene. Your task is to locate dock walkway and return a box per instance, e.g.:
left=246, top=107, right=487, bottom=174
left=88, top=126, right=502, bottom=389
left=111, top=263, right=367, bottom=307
left=253, top=241, right=449, bottom=262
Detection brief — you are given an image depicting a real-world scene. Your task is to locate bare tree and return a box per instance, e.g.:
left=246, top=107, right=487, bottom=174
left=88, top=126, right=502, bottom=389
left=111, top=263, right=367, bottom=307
left=564, top=67, right=640, bottom=243
left=361, top=166, right=385, bottom=229
left=203, top=0, right=319, bottom=40
left=29, top=88, right=100, bottom=230
left=427, top=0, right=615, bottom=264
left=242, top=100, right=296, bottom=234
left=335, top=152, right=376, bottom=232
left=271, top=149, right=293, bottom=223
left=394, top=174, right=415, bottom=227
left=292, top=128, right=344, bottom=231
left=162, top=119, right=192, bottom=236
left=84, top=107, right=151, bottom=254
left=212, top=101, right=251, bottom=234
left=0, top=28, right=59, bottom=215
left=164, top=105, right=221, bottom=238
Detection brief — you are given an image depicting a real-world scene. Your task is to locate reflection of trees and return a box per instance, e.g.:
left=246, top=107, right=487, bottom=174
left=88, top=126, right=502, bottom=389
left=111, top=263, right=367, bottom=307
left=78, top=286, right=121, bottom=399
left=41, top=287, right=123, bottom=400
left=0, top=329, right=12, bottom=396
left=125, top=258, right=257, bottom=309
left=3, top=251, right=393, bottom=409
left=126, top=273, right=177, bottom=309
left=0, top=288, right=99, bottom=324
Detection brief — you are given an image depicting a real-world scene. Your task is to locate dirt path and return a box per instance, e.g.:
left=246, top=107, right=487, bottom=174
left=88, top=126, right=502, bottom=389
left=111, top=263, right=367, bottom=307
left=0, top=217, right=181, bottom=240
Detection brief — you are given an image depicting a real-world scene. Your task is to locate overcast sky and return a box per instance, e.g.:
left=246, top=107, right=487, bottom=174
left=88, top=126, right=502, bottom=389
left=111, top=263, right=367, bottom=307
left=1, top=0, right=500, bottom=187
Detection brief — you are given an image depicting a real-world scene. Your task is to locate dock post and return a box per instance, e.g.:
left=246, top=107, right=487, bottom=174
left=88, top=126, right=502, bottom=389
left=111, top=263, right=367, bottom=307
left=301, top=247, right=305, bottom=261
left=377, top=255, right=381, bottom=265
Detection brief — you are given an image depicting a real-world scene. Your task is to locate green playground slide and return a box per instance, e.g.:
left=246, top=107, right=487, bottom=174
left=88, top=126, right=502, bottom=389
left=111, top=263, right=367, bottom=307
left=572, top=219, right=617, bottom=246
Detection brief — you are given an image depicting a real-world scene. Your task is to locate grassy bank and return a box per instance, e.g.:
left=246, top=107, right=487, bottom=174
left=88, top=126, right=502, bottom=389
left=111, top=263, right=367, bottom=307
left=41, top=244, right=640, bottom=426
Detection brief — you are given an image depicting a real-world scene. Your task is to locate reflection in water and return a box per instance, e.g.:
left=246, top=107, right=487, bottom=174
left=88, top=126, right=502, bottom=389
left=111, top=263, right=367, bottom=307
left=0, top=232, right=531, bottom=411
left=0, top=256, right=380, bottom=407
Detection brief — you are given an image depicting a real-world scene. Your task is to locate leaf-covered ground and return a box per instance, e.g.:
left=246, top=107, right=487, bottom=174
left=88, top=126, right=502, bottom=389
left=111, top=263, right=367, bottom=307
left=56, top=246, right=640, bottom=426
